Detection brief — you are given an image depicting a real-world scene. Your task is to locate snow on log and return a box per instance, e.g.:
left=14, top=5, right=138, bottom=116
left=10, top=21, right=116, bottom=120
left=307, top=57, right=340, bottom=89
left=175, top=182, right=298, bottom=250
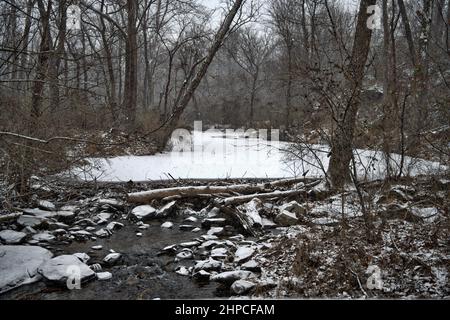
left=127, top=184, right=267, bottom=203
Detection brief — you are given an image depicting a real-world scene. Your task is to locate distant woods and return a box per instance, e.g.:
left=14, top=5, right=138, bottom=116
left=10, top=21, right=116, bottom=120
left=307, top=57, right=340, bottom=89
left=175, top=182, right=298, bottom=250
left=0, top=0, right=449, bottom=190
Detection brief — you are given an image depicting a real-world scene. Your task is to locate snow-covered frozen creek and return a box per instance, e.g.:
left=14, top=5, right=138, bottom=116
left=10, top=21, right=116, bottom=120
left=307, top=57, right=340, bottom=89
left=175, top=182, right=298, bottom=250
left=74, top=130, right=445, bottom=182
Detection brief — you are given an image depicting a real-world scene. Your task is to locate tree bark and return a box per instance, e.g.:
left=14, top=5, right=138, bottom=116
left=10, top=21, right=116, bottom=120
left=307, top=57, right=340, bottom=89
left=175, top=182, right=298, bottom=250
left=327, top=0, right=377, bottom=189
left=124, top=0, right=138, bottom=129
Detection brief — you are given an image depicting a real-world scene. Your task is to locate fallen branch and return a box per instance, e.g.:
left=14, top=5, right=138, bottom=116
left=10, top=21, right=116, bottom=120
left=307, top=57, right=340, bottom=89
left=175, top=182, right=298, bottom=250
left=127, top=184, right=269, bottom=203
left=219, top=180, right=322, bottom=205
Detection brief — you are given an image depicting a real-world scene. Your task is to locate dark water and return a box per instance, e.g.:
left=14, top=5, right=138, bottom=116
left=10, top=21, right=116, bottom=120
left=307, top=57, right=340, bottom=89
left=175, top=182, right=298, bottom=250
left=1, top=218, right=220, bottom=300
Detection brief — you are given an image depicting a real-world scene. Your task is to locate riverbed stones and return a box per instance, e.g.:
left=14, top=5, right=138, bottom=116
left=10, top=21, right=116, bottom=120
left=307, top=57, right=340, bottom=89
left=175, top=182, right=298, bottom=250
left=0, top=230, right=27, bottom=244
left=193, top=270, right=211, bottom=281
left=37, top=255, right=96, bottom=285
left=274, top=210, right=298, bottom=226
left=0, top=246, right=53, bottom=294
left=131, top=205, right=157, bottom=220
left=231, top=279, right=256, bottom=295
left=95, top=228, right=112, bottom=238
left=91, top=245, right=103, bottom=250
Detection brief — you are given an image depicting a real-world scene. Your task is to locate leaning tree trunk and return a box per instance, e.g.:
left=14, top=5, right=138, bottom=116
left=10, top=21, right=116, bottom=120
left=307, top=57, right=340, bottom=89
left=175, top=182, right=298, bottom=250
left=327, top=0, right=376, bottom=189
left=155, top=0, right=245, bottom=149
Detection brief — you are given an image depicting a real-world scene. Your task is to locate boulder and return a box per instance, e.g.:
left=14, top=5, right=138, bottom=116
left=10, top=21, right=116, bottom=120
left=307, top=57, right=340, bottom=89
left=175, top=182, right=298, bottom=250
left=17, top=215, right=48, bottom=228
left=32, top=232, right=56, bottom=242
left=0, top=246, right=53, bottom=294
left=103, top=253, right=122, bottom=265
left=231, top=279, right=256, bottom=295
left=37, top=255, right=95, bottom=285
left=211, top=270, right=256, bottom=284
left=275, top=210, right=298, bottom=226
left=73, top=253, right=90, bottom=264
left=156, top=201, right=177, bottom=217
left=194, top=258, right=222, bottom=272
left=96, top=272, right=112, bottom=281
left=279, top=201, right=306, bottom=216
left=234, top=246, right=255, bottom=263
left=161, top=221, right=174, bottom=229
left=0, top=230, right=27, bottom=244
left=38, top=200, right=56, bottom=211
left=131, top=205, right=156, bottom=220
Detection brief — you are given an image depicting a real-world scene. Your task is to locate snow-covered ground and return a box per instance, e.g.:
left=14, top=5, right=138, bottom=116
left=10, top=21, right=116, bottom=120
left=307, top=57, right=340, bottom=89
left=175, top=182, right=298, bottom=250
left=73, top=130, right=445, bottom=182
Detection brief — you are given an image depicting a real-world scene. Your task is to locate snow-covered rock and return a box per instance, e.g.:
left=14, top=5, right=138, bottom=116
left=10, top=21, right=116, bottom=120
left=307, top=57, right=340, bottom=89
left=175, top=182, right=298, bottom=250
left=275, top=210, right=298, bottom=226
left=37, top=255, right=96, bottom=285
left=210, top=247, right=228, bottom=259
left=96, top=272, right=112, bottom=281
left=32, top=232, right=56, bottom=242
left=73, top=253, right=90, bottom=264
left=0, top=230, right=27, bottom=244
left=261, top=217, right=277, bottom=229
left=0, top=246, right=53, bottom=294
left=207, top=227, right=224, bottom=236
left=161, top=221, right=174, bottom=229
left=156, top=201, right=177, bottom=217
left=241, top=260, right=260, bottom=272
left=211, top=270, right=256, bottom=284
left=131, top=205, right=156, bottom=220
left=176, top=249, right=193, bottom=260
left=175, top=266, right=190, bottom=276
left=103, top=253, right=122, bottom=265
left=234, top=246, right=255, bottom=263
left=95, top=228, right=112, bottom=238
left=38, top=200, right=56, bottom=211
left=17, top=215, right=48, bottom=228
left=194, top=258, right=222, bottom=272
left=279, top=201, right=306, bottom=216
left=231, top=279, right=256, bottom=295
left=193, top=270, right=211, bottom=280
left=411, top=207, right=439, bottom=222
left=184, top=216, right=198, bottom=223
left=91, top=245, right=103, bottom=250
left=106, top=221, right=124, bottom=231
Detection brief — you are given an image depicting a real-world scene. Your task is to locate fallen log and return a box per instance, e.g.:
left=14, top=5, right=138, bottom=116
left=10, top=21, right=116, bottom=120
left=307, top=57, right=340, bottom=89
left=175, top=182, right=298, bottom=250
left=219, top=180, right=322, bottom=205
left=127, top=184, right=268, bottom=203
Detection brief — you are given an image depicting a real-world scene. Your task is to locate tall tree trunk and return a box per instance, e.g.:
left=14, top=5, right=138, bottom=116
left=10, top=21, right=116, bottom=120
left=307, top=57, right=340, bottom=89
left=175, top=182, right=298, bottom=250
left=327, top=0, right=376, bottom=189
left=49, top=0, right=67, bottom=114
left=124, top=0, right=138, bottom=130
